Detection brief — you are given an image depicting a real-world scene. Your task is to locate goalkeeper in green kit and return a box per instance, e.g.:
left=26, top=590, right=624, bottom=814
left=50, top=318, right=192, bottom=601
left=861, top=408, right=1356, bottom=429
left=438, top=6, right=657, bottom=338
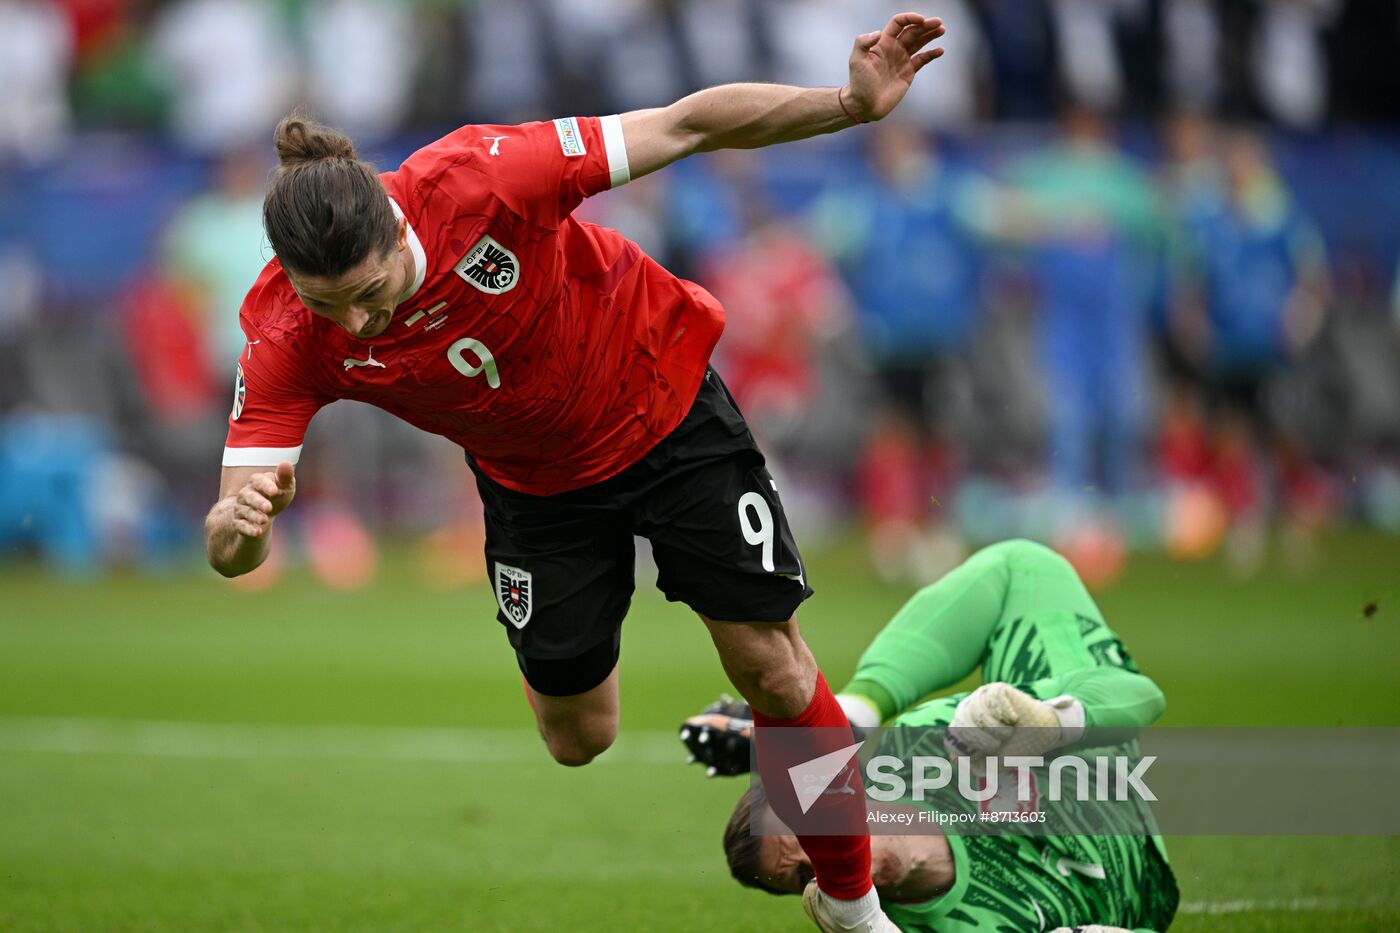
left=681, top=540, right=1179, bottom=931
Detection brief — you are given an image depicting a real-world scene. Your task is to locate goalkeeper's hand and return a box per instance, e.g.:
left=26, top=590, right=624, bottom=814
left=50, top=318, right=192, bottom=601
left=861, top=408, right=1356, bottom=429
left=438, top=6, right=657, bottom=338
left=679, top=695, right=753, bottom=777
left=947, top=682, right=1083, bottom=768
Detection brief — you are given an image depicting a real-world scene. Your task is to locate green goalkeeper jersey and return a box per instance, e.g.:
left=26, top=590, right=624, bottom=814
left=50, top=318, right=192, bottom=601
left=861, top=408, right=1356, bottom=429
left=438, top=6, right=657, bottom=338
left=877, top=692, right=1178, bottom=932
left=839, top=540, right=1180, bottom=932
left=885, top=828, right=1177, bottom=932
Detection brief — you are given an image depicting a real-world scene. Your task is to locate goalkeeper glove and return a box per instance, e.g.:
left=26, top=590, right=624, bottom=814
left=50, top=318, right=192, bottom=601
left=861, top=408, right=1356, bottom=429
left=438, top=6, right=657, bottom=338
left=947, top=682, right=1084, bottom=766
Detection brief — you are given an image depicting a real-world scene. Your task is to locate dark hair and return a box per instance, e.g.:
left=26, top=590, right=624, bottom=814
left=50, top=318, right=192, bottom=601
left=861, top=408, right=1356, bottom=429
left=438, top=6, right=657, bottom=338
left=263, top=114, right=397, bottom=278
left=724, top=785, right=783, bottom=895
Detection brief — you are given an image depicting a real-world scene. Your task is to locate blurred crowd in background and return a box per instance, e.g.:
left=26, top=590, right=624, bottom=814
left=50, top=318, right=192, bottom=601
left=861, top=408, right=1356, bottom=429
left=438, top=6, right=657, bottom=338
left=2, top=0, right=1400, bottom=587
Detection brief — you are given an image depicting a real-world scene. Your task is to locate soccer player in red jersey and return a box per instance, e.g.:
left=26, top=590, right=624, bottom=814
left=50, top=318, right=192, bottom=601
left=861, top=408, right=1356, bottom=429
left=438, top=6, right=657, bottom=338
left=205, top=14, right=945, bottom=931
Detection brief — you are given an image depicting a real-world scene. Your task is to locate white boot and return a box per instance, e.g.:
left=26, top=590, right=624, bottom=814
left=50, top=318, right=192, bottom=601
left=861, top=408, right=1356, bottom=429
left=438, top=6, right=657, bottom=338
left=801, top=883, right=900, bottom=933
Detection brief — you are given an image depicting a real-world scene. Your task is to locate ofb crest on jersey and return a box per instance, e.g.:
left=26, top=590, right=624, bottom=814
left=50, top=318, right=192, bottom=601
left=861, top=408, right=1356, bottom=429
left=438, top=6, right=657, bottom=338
left=455, top=234, right=519, bottom=294
left=495, top=562, right=533, bottom=628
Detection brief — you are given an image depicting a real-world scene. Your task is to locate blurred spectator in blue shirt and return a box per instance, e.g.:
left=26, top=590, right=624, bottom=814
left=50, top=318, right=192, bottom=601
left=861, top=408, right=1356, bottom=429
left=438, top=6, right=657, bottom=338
left=815, top=120, right=990, bottom=368
left=1156, top=110, right=1226, bottom=355
left=662, top=149, right=758, bottom=280
left=1165, top=127, right=1332, bottom=568
left=1004, top=105, right=1162, bottom=503
left=813, top=119, right=995, bottom=580
left=1183, top=130, right=1330, bottom=375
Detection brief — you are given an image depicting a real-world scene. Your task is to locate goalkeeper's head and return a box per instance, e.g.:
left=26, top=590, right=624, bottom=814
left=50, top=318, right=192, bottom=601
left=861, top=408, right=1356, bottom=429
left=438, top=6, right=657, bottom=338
left=723, top=786, right=931, bottom=897
left=723, top=785, right=810, bottom=895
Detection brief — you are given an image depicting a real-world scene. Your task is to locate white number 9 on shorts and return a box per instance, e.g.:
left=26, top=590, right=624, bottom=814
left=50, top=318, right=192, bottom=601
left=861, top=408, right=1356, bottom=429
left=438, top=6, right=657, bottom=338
left=737, top=491, right=775, bottom=572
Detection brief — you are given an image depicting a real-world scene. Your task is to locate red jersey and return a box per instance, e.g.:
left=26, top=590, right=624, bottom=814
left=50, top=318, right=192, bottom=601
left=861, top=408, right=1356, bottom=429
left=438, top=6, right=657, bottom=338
left=223, top=115, right=725, bottom=495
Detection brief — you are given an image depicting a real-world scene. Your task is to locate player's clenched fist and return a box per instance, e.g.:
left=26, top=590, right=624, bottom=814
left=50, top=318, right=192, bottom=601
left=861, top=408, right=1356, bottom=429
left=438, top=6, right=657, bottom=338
left=947, top=682, right=1080, bottom=765
left=232, top=462, right=296, bottom=538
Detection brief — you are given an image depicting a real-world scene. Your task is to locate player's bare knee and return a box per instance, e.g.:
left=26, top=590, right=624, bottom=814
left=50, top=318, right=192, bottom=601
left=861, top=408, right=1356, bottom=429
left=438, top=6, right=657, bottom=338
left=738, top=656, right=815, bottom=719
left=539, top=717, right=616, bottom=767
left=753, top=662, right=803, bottom=707
left=709, top=625, right=817, bottom=718
left=545, top=742, right=591, bottom=766
left=545, top=739, right=605, bottom=767
left=542, top=736, right=607, bottom=767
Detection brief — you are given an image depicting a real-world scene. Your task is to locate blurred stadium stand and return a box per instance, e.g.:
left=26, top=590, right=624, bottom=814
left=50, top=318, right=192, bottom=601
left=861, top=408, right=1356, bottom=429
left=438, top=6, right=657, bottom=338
left=2, top=0, right=1399, bottom=580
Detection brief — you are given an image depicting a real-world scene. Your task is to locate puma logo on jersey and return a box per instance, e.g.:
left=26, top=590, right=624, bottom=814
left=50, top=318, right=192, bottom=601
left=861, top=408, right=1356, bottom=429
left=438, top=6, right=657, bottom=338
left=455, top=235, right=519, bottom=295
left=343, top=347, right=386, bottom=371
left=483, top=135, right=506, bottom=156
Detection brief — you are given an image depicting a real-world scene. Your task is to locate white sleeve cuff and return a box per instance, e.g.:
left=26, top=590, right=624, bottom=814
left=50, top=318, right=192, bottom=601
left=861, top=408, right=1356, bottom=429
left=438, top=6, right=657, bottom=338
left=1045, top=695, right=1086, bottom=744
left=222, top=445, right=303, bottom=467
left=599, top=114, right=631, bottom=189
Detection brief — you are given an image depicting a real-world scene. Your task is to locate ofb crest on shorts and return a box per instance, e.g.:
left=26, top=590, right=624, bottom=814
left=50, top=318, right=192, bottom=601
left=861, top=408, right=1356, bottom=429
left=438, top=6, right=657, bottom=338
left=495, top=563, right=532, bottom=628
left=455, top=234, right=519, bottom=294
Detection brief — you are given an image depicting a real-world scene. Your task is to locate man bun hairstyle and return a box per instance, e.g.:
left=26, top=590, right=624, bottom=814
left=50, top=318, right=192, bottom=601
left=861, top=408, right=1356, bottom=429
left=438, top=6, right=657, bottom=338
left=263, top=113, right=398, bottom=279
left=273, top=115, right=358, bottom=163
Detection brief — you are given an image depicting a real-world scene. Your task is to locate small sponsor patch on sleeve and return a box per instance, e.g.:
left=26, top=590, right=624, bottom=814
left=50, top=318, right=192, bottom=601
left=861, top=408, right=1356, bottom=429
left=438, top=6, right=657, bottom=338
left=553, top=117, right=587, bottom=158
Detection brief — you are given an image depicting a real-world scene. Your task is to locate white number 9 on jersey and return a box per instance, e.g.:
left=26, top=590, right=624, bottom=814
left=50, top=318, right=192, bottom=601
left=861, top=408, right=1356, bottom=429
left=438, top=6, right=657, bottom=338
left=447, top=337, right=501, bottom=389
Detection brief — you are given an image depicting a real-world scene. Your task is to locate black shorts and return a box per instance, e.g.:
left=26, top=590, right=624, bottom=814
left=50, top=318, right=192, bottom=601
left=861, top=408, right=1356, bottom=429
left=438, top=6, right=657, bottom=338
left=468, top=369, right=813, bottom=697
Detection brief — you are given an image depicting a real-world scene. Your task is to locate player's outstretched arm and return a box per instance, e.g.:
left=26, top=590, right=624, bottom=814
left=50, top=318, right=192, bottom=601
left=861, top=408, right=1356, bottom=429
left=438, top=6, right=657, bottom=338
left=619, top=12, right=945, bottom=179
left=204, top=462, right=296, bottom=577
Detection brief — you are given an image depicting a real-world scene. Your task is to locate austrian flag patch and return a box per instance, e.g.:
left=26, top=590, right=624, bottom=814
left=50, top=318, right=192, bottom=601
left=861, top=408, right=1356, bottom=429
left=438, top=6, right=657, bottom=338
left=553, top=117, right=586, bottom=157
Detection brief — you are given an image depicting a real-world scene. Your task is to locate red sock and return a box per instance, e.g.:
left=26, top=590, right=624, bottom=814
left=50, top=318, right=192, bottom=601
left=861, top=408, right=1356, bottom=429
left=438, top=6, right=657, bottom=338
left=752, top=671, right=873, bottom=899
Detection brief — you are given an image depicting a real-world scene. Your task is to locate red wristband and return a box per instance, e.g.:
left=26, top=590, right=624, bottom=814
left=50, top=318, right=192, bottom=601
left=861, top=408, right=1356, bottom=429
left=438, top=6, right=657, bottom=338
left=838, top=86, right=864, bottom=125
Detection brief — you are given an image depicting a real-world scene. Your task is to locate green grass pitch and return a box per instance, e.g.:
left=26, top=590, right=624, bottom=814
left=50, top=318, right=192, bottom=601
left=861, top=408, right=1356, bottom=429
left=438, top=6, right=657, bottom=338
left=1, top=531, right=1398, bottom=931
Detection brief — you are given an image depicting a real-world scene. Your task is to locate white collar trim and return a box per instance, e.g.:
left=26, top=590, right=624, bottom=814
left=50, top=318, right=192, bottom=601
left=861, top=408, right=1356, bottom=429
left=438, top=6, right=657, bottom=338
left=388, top=197, right=427, bottom=301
